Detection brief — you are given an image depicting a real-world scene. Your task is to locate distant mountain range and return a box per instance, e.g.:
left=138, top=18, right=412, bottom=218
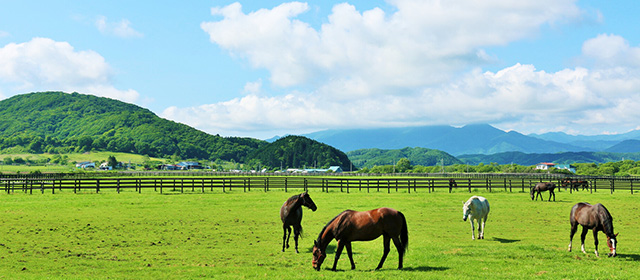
left=302, top=124, right=640, bottom=156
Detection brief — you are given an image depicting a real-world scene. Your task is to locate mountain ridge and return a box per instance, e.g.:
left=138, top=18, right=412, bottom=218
left=302, top=124, right=623, bottom=155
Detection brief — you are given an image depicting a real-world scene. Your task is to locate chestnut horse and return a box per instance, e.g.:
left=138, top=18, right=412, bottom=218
left=530, top=182, right=556, bottom=201
left=312, top=207, right=408, bottom=271
left=569, top=202, right=618, bottom=257
left=280, top=191, right=317, bottom=253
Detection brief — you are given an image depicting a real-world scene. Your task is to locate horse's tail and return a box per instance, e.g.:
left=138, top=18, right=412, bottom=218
left=295, top=223, right=304, bottom=238
left=398, top=211, right=409, bottom=254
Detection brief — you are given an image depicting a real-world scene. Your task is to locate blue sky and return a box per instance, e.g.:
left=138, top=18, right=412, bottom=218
left=1, top=1, right=640, bottom=139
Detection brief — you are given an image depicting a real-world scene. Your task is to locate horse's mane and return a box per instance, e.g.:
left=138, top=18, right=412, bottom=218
left=285, top=193, right=301, bottom=205
left=316, top=210, right=349, bottom=244
left=596, top=204, right=615, bottom=237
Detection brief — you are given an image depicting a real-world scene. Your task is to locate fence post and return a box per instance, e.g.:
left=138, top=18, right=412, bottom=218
left=96, top=179, right=100, bottom=193
left=346, top=179, right=349, bottom=194
left=610, top=178, right=614, bottom=194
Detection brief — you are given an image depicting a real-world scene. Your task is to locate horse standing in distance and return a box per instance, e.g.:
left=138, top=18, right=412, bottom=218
left=569, top=202, right=618, bottom=257
left=530, top=182, right=557, bottom=201
left=449, top=179, right=457, bottom=193
left=280, top=191, right=317, bottom=253
left=312, top=207, right=408, bottom=271
left=463, top=196, right=490, bottom=240
left=561, top=178, right=589, bottom=191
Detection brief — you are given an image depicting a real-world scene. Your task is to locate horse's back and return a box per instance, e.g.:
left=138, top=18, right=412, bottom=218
left=571, top=202, right=596, bottom=226
left=470, top=196, right=490, bottom=209
left=280, top=198, right=303, bottom=225
left=467, top=196, right=489, bottom=218
left=339, top=208, right=404, bottom=241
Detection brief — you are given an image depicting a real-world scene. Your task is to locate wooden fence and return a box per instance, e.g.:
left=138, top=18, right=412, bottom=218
left=1, top=174, right=638, bottom=194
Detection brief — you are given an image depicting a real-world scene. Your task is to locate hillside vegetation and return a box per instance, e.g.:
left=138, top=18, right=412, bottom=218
left=0, top=92, right=265, bottom=162
left=246, top=135, right=353, bottom=170
left=347, top=147, right=461, bottom=169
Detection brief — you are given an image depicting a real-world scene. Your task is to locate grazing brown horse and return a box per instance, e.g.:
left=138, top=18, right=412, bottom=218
left=561, top=178, right=589, bottom=191
left=568, top=202, right=618, bottom=257
left=280, top=191, right=317, bottom=253
left=530, top=182, right=556, bottom=201
left=312, top=207, right=408, bottom=271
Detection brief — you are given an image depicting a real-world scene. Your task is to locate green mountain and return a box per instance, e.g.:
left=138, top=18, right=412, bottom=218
left=0, top=92, right=265, bottom=161
left=246, top=135, right=353, bottom=170
left=347, top=147, right=461, bottom=168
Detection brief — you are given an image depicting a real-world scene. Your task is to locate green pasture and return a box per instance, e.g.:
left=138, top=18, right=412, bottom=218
left=0, top=187, right=638, bottom=279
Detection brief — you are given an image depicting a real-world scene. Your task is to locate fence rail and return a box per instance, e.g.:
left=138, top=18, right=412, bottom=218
left=2, top=174, right=638, bottom=194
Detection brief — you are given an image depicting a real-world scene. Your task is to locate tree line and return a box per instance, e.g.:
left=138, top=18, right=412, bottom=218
left=356, top=158, right=640, bottom=176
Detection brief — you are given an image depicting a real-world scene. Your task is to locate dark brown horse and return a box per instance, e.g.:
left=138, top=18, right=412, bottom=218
left=561, top=178, right=589, bottom=191
left=569, top=202, right=618, bottom=257
left=530, top=182, right=556, bottom=201
left=449, top=179, right=457, bottom=193
left=312, top=207, right=408, bottom=271
left=280, top=191, right=317, bottom=253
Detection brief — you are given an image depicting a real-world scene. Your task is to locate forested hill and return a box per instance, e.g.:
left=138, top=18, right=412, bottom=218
left=246, top=135, right=353, bottom=170
left=347, top=147, right=462, bottom=169
left=0, top=92, right=265, bottom=161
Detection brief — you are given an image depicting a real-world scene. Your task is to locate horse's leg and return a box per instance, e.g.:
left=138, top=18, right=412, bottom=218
left=477, top=220, right=482, bottom=239
left=391, top=236, right=404, bottom=269
left=332, top=240, right=345, bottom=271
left=376, top=235, right=391, bottom=270
left=593, top=230, right=600, bottom=257
left=568, top=222, right=578, bottom=251
left=293, top=224, right=302, bottom=253
left=282, top=225, right=290, bottom=252
left=480, top=216, right=487, bottom=239
left=345, top=242, right=355, bottom=270
left=470, top=218, right=476, bottom=240
left=580, top=227, right=589, bottom=254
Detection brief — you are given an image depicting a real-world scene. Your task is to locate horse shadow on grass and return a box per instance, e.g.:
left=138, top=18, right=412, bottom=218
left=402, top=266, right=450, bottom=272
left=617, top=254, right=640, bottom=262
left=491, top=237, right=521, bottom=243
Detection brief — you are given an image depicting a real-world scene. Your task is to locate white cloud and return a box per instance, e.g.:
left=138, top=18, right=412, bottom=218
left=170, top=1, right=640, bottom=137
left=0, top=37, right=139, bottom=103
left=202, top=1, right=581, bottom=90
left=243, top=79, right=263, bottom=95
left=96, top=15, right=143, bottom=38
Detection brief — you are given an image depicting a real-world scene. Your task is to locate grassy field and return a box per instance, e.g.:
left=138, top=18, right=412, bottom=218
left=0, top=187, right=638, bottom=279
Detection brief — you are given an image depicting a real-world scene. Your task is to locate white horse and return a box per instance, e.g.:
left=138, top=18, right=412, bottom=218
left=463, top=196, right=490, bottom=240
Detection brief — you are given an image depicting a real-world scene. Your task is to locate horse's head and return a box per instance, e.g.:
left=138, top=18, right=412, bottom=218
left=529, top=188, right=535, bottom=200
left=606, top=233, right=619, bottom=257
left=301, top=191, right=317, bottom=211
left=312, top=240, right=326, bottom=271
left=462, top=201, right=471, bottom=221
